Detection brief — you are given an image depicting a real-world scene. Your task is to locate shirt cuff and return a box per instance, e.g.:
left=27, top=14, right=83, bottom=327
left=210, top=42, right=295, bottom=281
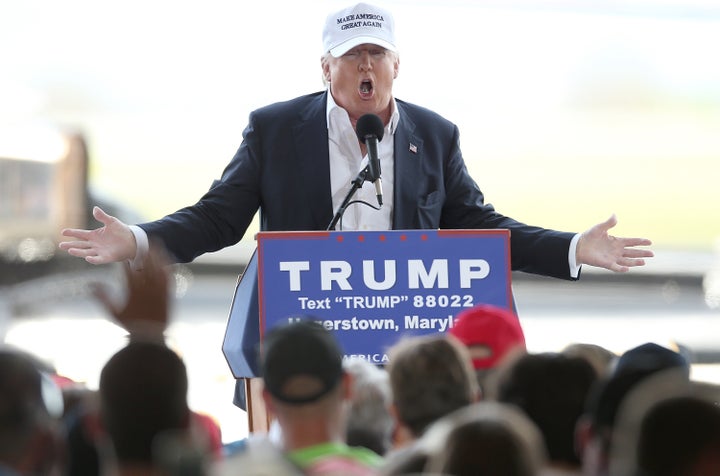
left=568, top=233, right=582, bottom=279
left=128, top=225, right=149, bottom=271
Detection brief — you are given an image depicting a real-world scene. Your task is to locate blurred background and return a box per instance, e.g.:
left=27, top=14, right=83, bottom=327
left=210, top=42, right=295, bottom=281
left=1, top=0, right=719, bottom=443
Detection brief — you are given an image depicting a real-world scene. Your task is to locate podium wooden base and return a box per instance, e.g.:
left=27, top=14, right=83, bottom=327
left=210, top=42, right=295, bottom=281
left=245, top=377, right=271, bottom=433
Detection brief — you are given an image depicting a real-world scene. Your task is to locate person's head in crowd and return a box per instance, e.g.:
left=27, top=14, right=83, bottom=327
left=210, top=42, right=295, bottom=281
left=386, top=334, right=479, bottom=446
left=260, top=320, right=350, bottom=448
left=448, top=304, right=527, bottom=394
left=562, top=342, right=617, bottom=378
left=605, top=367, right=720, bottom=476
left=343, top=358, right=394, bottom=456
left=98, top=340, right=196, bottom=473
left=492, top=352, right=598, bottom=471
left=610, top=342, right=691, bottom=379
left=0, top=347, right=65, bottom=475
left=260, top=320, right=383, bottom=473
left=62, top=388, right=104, bottom=476
left=420, top=401, right=547, bottom=476
left=379, top=443, right=430, bottom=476
left=320, top=2, right=400, bottom=126
left=576, top=342, right=690, bottom=476
left=635, top=395, right=720, bottom=476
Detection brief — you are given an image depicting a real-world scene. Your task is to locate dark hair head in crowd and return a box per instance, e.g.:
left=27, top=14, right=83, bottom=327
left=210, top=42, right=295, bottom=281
left=495, top=352, right=598, bottom=466
left=99, top=340, right=189, bottom=464
left=0, top=349, right=48, bottom=457
left=585, top=342, right=690, bottom=436
left=0, top=347, right=65, bottom=475
left=636, top=395, right=720, bottom=476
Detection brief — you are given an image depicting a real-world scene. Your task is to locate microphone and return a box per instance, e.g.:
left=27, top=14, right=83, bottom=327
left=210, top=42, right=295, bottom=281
left=356, top=113, right=384, bottom=207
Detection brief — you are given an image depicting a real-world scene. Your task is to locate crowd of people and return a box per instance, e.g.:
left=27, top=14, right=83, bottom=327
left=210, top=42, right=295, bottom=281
left=2, top=244, right=719, bottom=476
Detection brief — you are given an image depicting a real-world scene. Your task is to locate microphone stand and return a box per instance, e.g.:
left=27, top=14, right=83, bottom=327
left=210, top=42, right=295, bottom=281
left=327, top=165, right=372, bottom=231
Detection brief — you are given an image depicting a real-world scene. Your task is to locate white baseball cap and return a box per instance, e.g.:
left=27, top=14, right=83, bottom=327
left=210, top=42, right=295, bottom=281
left=322, top=3, right=397, bottom=58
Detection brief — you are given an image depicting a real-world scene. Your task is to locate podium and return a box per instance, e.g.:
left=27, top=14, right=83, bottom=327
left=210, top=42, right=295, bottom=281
left=222, top=229, right=512, bottom=431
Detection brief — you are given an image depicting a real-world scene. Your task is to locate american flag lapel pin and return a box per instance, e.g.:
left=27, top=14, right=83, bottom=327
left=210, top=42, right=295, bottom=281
left=409, top=143, right=418, bottom=154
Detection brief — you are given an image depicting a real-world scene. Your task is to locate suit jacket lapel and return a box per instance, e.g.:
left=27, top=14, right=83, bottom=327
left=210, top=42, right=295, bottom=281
left=393, top=104, right=423, bottom=229
left=292, top=92, right=334, bottom=230
left=289, top=95, right=424, bottom=231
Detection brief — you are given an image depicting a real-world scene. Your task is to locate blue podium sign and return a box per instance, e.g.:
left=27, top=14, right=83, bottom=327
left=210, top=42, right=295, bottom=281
left=255, top=229, right=511, bottom=365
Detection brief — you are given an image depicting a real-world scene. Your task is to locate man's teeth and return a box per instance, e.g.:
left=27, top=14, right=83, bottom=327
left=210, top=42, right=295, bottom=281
left=360, top=82, right=372, bottom=93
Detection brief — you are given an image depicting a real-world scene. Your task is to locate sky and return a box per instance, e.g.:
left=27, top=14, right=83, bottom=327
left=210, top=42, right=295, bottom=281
left=1, top=0, right=720, bottom=249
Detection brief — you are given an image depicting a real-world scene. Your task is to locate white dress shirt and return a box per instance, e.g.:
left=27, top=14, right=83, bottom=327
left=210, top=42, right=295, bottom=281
left=326, top=89, right=397, bottom=231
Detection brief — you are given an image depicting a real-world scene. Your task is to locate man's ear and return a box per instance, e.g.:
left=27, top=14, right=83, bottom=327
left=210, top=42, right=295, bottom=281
left=321, top=58, right=332, bottom=83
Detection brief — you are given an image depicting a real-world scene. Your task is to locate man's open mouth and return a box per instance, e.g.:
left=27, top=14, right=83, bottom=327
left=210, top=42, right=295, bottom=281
left=359, top=80, right=373, bottom=94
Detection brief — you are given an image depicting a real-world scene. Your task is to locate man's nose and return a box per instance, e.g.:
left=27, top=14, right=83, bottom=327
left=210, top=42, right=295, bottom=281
left=358, top=51, right=372, bottom=71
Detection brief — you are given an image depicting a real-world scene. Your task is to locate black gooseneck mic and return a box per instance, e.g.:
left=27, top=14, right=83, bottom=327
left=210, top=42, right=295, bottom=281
left=356, top=113, right=384, bottom=207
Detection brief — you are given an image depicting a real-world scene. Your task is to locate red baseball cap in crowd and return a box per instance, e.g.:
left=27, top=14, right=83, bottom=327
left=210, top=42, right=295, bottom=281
left=449, top=304, right=526, bottom=370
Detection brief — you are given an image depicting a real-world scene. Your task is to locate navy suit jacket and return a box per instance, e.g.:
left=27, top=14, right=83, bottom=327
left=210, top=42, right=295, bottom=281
left=141, top=91, right=576, bottom=280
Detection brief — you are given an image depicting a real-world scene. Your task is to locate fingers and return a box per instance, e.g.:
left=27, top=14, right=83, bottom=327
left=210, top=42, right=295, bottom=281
left=599, top=213, right=618, bottom=232
left=584, top=214, right=617, bottom=238
left=610, top=263, right=629, bottom=273
left=609, top=260, right=634, bottom=273
left=58, top=239, right=92, bottom=251
left=580, top=214, right=654, bottom=273
left=616, top=238, right=654, bottom=264
left=63, top=246, right=112, bottom=265
left=619, top=237, right=653, bottom=247
left=65, top=247, right=98, bottom=258
left=86, top=255, right=112, bottom=265
left=60, top=228, right=95, bottom=241
left=59, top=233, right=114, bottom=264
left=623, top=248, right=654, bottom=259
left=92, top=206, right=117, bottom=226
left=616, top=256, right=647, bottom=270
left=61, top=242, right=101, bottom=258
left=620, top=257, right=645, bottom=267
left=607, top=255, right=649, bottom=273
left=59, top=206, right=115, bottom=240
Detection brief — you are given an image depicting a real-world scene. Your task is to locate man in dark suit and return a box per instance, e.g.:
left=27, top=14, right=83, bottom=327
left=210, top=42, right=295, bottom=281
left=60, top=2, right=652, bottom=280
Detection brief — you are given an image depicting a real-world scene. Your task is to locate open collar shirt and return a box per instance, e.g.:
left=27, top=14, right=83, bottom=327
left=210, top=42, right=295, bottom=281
left=326, top=88, right=398, bottom=231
